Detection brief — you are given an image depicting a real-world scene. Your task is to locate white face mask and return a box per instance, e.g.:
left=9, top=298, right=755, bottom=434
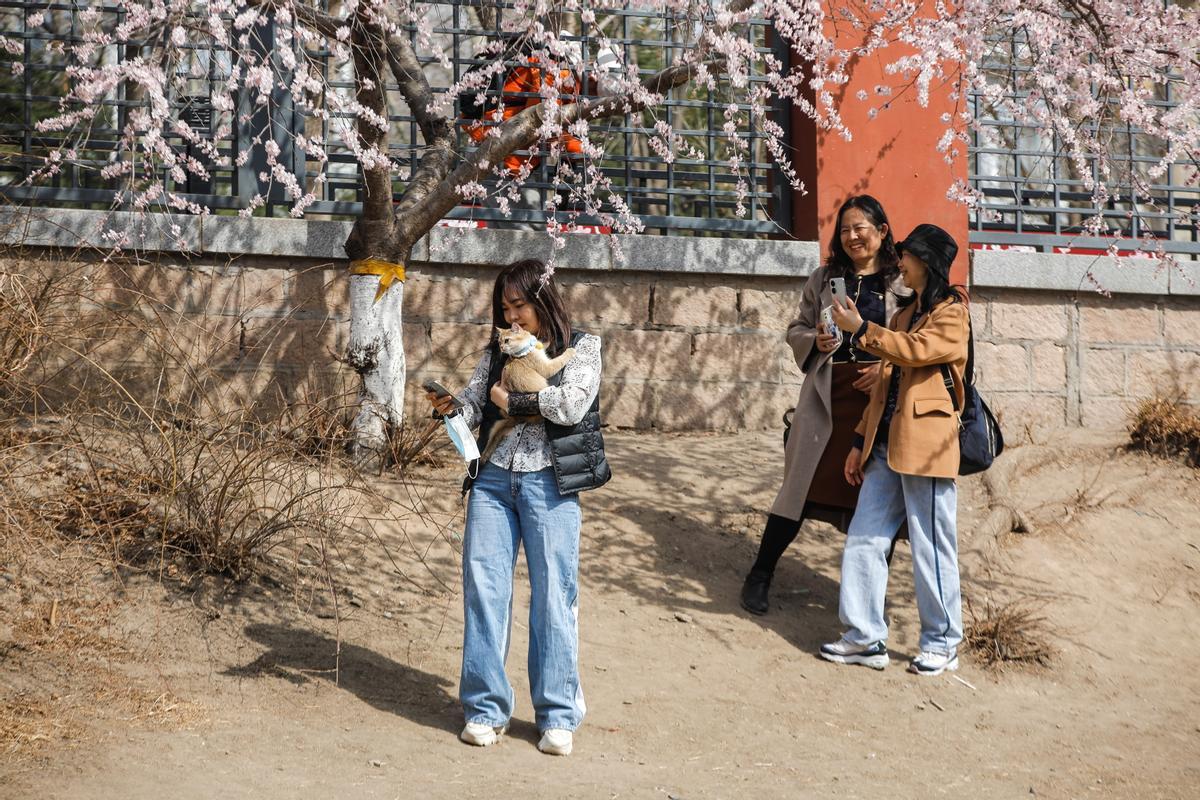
left=444, top=412, right=480, bottom=463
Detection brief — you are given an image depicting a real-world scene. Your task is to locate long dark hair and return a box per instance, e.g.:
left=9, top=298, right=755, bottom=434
left=489, top=258, right=572, bottom=356
left=825, top=195, right=900, bottom=285
left=897, top=265, right=965, bottom=313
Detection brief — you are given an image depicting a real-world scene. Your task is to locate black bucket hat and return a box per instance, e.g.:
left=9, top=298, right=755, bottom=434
left=896, top=223, right=958, bottom=281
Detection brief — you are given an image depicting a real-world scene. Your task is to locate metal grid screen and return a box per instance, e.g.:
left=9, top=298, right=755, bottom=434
left=0, top=1, right=791, bottom=236
left=968, top=26, right=1200, bottom=258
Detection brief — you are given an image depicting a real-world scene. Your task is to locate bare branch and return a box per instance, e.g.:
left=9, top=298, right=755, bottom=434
left=382, top=28, right=453, bottom=150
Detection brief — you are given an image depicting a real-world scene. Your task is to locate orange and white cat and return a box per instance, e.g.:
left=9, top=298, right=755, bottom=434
left=481, top=325, right=576, bottom=460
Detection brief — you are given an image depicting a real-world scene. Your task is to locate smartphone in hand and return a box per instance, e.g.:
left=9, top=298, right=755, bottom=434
left=820, top=305, right=844, bottom=347
left=422, top=379, right=464, bottom=410
left=830, top=276, right=849, bottom=306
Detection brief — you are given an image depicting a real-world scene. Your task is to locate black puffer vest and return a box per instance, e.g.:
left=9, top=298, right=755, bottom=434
left=466, top=329, right=611, bottom=495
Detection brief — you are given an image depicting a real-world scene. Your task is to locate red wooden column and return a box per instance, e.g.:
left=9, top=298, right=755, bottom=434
left=791, top=3, right=969, bottom=285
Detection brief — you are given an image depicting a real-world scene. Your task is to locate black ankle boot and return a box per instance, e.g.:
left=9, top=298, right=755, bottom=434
left=740, top=568, right=772, bottom=615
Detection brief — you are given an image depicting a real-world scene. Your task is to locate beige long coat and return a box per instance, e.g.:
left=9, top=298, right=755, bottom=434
left=769, top=265, right=905, bottom=523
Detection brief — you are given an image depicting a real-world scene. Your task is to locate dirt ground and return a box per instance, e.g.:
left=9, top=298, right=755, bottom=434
left=2, top=428, right=1199, bottom=799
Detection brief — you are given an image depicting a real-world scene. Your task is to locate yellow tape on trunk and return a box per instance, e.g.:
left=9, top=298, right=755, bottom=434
left=349, top=258, right=406, bottom=303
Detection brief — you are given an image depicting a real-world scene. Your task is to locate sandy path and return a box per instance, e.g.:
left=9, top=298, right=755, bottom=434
left=3, top=430, right=1198, bottom=799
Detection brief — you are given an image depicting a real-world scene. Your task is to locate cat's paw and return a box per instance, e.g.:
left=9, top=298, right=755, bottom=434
left=562, top=347, right=576, bottom=360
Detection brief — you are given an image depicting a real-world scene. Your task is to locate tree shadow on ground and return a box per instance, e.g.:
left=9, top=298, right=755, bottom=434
left=223, top=623, right=460, bottom=735
left=583, top=436, right=894, bottom=658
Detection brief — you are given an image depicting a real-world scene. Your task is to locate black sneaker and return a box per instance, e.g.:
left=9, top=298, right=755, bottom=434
left=740, top=569, right=772, bottom=615
left=819, top=637, right=890, bottom=670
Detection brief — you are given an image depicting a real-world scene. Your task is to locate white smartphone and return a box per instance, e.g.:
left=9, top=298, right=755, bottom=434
left=422, top=379, right=464, bottom=410
left=830, top=276, right=849, bottom=306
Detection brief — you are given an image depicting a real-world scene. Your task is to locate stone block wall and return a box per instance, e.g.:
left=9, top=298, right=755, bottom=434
left=401, top=264, right=808, bottom=431
left=971, top=289, right=1200, bottom=442
left=9, top=250, right=816, bottom=432
left=8, top=211, right=1200, bottom=438
left=2, top=255, right=359, bottom=415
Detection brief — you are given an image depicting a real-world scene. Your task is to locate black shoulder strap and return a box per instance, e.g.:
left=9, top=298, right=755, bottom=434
left=941, top=308, right=974, bottom=413
left=487, top=341, right=505, bottom=383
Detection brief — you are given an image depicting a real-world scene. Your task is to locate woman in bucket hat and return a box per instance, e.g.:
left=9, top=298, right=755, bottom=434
left=820, top=223, right=970, bottom=676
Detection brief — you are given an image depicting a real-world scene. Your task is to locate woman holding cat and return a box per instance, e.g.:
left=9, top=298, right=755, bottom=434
left=427, top=258, right=610, bottom=757
left=741, top=195, right=905, bottom=615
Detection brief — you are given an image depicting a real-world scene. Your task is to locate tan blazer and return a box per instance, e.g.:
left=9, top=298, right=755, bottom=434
left=855, top=297, right=969, bottom=479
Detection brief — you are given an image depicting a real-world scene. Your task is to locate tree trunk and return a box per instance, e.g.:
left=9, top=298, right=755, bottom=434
left=344, top=13, right=405, bottom=465
left=346, top=248, right=408, bottom=460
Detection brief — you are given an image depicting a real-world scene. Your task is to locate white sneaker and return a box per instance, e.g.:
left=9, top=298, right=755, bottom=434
left=460, top=721, right=507, bottom=746
left=908, top=650, right=959, bottom=676
left=819, top=636, right=889, bottom=670
left=537, top=728, right=573, bottom=756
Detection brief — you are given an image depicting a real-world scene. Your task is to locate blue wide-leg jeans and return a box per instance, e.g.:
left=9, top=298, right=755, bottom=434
left=839, top=443, right=963, bottom=654
left=460, top=462, right=585, bottom=732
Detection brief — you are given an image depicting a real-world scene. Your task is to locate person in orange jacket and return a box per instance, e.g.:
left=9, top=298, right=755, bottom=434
left=460, top=40, right=588, bottom=175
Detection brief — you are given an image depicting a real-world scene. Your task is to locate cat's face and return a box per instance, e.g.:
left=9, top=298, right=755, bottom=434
left=496, top=324, right=537, bottom=356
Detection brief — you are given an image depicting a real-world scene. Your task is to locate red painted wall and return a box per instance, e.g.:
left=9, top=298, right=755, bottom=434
left=791, top=4, right=969, bottom=285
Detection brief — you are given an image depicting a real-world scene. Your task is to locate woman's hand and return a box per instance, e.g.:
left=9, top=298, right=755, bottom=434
left=844, top=447, right=865, bottom=487
left=427, top=391, right=458, bottom=416
left=489, top=382, right=509, bottom=413
left=815, top=323, right=840, bottom=353
left=830, top=295, right=864, bottom=333
left=852, top=362, right=880, bottom=394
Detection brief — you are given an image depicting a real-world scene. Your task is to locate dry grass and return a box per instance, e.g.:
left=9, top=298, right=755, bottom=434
left=963, top=597, right=1055, bottom=670
left=0, top=694, right=84, bottom=760
left=1, top=596, right=132, bottom=763
left=9, top=599, right=130, bottom=660
left=1128, top=396, right=1200, bottom=467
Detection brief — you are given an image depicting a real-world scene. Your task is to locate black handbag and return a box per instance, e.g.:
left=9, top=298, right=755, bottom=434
left=941, top=322, right=1004, bottom=476
left=783, top=408, right=794, bottom=446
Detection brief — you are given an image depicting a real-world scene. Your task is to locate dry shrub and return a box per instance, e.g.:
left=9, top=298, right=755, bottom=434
left=270, top=387, right=357, bottom=456
left=0, top=261, right=91, bottom=414
left=0, top=252, right=442, bottom=581
left=964, top=598, right=1055, bottom=670
left=2, top=409, right=376, bottom=581
left=1128, top=396, right=1200, bottom=467
left=0, top=251, right=450, bottom=764
left=388, top=417, right=449, bottom=470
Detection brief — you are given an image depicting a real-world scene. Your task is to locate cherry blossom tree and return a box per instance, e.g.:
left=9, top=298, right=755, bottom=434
left=5, top=0, right=1199, bottom=460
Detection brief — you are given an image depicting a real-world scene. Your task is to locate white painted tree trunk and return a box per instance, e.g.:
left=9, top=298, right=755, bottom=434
left=347, top=274, right=406, bottom=455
